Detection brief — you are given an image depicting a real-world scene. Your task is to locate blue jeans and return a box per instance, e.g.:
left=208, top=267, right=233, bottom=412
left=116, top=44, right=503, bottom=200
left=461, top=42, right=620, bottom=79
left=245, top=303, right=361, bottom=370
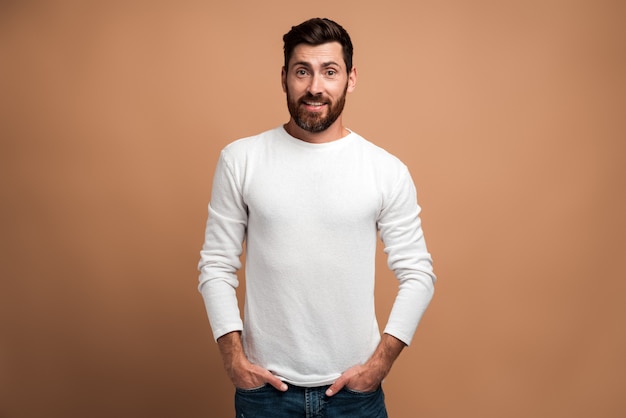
left=234, top=383, right=388, bottom=418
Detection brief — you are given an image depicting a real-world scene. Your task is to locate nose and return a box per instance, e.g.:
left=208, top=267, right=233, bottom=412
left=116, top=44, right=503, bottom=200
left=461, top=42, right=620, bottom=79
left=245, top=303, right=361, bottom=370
left=307, top=73, right=323, bottom=95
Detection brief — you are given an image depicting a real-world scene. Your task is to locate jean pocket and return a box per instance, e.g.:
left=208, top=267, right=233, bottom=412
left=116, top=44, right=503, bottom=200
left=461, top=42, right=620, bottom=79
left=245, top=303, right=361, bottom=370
left=344, top=385, right=381, bottom=396
left=235, top=383, right=270, bottom=393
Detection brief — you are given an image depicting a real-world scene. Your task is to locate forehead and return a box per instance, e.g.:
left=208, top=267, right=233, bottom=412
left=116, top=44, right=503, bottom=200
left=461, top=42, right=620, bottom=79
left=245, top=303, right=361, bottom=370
left=288, top=42, right=345, bottom=69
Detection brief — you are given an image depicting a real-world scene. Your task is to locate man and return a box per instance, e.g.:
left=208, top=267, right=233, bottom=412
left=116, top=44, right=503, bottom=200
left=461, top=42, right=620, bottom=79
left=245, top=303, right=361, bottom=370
left=198, top=18, right=435, bottom=417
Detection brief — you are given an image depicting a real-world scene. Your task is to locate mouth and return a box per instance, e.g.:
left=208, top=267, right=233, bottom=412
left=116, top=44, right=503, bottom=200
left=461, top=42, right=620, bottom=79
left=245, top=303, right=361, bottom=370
left=301, top=100, right=328, bottom=111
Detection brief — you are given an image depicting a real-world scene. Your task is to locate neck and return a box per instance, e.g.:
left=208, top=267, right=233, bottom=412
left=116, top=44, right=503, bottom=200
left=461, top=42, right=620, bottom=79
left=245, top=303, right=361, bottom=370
left=284, top=118, right=349, bottom=144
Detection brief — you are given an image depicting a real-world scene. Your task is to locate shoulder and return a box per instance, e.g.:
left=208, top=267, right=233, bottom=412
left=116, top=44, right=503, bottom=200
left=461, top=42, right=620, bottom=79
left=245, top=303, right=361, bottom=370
left=222, top=127, right=280, bottom=155
left=350, top=131, right=408, bottom=171
left=217, top=127, right=285, bottom=170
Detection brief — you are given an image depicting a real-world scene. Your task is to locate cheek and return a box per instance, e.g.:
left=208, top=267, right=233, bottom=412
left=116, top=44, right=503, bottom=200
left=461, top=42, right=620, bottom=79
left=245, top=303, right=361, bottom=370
left=330, top=84, right=348, bottom=98
left=286, top=81, right=306, bottom=97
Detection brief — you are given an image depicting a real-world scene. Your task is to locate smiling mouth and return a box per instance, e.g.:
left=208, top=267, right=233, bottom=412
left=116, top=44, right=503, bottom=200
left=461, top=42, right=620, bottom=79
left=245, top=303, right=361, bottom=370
left=301, top=100, right=328, bottom=111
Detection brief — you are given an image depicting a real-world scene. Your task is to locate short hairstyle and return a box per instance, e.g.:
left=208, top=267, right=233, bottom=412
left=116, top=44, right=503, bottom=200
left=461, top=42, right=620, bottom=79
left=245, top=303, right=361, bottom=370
left=283, top=18, right=354, bottom=73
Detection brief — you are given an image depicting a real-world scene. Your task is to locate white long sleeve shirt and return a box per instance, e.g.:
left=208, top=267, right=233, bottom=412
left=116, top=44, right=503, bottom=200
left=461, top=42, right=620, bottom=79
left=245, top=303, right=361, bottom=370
left=198, top=126, right=435, bottom=386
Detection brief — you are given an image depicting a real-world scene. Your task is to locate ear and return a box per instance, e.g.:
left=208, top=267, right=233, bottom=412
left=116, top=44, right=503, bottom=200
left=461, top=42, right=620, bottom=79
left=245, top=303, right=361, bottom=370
left=347, top=67, right=357, bottom=93
left=281, top=66, right=287, bottom=93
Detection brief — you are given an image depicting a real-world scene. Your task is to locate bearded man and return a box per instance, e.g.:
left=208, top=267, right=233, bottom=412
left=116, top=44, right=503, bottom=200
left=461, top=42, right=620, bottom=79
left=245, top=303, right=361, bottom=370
left=198, top=17, right=436, bottom=418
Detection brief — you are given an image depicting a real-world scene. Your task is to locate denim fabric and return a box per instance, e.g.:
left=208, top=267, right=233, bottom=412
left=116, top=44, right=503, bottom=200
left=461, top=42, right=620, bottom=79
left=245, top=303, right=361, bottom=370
left=234, top=383, right=388, bottom=418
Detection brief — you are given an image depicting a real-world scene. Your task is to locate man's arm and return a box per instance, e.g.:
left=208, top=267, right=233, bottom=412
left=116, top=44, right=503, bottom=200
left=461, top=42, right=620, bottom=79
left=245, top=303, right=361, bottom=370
left=326, top=168, right=435, bottom=397
left=325, top=333, right=405, bottom=396
left=199, top=152, right=286, bottom=391
left=217, top=331, right=288, bottom=392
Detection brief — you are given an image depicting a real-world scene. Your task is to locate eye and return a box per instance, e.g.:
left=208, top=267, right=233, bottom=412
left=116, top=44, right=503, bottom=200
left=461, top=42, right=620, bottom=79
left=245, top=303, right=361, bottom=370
left=295, top=69, right=309, bottom=77
left=326, top=69, right=337, bottom=77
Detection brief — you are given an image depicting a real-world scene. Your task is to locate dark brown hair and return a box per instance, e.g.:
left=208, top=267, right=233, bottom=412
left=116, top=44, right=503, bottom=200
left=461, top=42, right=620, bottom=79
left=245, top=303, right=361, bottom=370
left=283, top=18, right=354, bottom=73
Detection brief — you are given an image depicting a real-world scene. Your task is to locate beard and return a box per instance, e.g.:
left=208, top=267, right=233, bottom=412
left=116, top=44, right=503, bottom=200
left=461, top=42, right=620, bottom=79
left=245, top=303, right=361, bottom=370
left=286, top=84, right=348, bottom=133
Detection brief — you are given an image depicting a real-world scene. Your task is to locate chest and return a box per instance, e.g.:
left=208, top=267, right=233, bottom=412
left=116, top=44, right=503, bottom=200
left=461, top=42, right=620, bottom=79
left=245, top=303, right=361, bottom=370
left=242, top=153, right=382, bottom=229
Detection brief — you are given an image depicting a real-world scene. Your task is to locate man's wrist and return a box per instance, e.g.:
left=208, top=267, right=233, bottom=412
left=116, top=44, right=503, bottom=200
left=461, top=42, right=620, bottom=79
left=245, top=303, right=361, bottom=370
left=217, top=332, right=246, bottom=368
left=366, top=334, right=406, bottom=376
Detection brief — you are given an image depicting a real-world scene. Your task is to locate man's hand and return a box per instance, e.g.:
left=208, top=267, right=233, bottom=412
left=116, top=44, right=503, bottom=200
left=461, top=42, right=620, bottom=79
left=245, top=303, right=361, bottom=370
left=325, top=363, right=383, bottom=395
left=228, top=356, right=287, bottom=391
left=325, top=334, right=406, bottom=397
left=217, top=331, right=288, bottom=392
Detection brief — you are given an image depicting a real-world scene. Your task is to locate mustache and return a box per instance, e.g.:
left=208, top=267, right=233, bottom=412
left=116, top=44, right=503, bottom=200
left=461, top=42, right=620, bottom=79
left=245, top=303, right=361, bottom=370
left=298, top=93, right=330, bottom=104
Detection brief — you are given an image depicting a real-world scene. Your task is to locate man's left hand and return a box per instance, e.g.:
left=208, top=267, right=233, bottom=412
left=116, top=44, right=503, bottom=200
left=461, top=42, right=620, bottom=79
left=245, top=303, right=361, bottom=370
left=325, top=363, right=384, bottom=396
left=325, top=333, right=406, bottom=397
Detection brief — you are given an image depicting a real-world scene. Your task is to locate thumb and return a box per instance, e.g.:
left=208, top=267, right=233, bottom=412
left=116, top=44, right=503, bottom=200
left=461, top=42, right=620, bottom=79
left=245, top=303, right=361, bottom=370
left=264, top=371, right=288, bottom=392
left=325, top=375, right=347, bottom=397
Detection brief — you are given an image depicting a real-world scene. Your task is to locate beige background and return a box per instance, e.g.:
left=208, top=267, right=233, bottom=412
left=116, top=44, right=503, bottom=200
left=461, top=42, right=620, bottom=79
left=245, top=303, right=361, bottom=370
left=1, top=1, right=625, bottom=417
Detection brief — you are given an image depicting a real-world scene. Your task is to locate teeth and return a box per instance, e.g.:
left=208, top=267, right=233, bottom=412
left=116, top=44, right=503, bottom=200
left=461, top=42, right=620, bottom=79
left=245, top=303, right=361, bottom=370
left=305, top=102, right=324, bottom=106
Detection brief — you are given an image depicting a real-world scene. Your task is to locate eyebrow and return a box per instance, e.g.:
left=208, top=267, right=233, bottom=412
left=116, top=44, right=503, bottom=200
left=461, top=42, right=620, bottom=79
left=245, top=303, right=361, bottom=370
left=291, top=60, right=342, bottom=69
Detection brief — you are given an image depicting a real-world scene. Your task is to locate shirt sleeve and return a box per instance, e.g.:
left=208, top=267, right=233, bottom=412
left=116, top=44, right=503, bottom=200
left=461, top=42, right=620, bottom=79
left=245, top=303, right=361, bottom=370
left=378, top=167, right=436, bottom=346
left=197, top=150, right=247, bottom=341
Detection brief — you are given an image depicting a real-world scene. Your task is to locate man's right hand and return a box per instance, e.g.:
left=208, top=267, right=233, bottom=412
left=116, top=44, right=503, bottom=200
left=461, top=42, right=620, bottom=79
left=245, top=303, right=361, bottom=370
left=230, top=357, right=288, bottom=391
left=217, top=331, right=288, bottom=392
